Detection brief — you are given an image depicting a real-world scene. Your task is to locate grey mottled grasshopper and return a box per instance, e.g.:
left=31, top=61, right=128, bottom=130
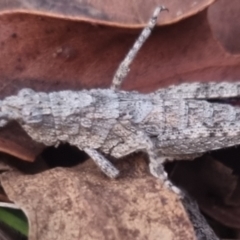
left=1, top=6, right=239, bottom=196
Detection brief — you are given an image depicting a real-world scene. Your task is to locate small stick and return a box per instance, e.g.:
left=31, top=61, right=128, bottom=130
left=111, top=6, right=168, bottom=90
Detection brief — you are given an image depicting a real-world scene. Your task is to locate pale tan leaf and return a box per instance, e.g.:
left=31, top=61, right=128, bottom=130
left=0, top=157, right=196, bottom=240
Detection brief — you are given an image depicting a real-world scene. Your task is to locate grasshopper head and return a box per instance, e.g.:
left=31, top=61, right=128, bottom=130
left=0, top=89, right=43, bottom=126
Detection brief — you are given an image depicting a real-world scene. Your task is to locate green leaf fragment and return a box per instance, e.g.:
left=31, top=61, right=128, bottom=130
left=0, top=207, right=28, bottom=236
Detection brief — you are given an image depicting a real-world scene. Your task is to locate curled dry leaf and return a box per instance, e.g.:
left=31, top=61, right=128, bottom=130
left=0, top=122, right=44, bottom=161
left=0, top=0, right=216, bottom=26
left=0, top=157, right=196, bottom=240
left=0, top=1, right=240, bottom=161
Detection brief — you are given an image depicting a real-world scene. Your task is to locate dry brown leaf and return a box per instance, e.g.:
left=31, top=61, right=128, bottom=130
left=0, top=122, right=44, bottom=162
left=208, top=0, right=240, bottom=54
left=0, top=157, right=196, bottom=240
left=170, top=155, right=240, bottom=229
left=2, top=6, right=240, bottom=95
left=0, top=1, right=240, bottom=161
left=0, top=0, right=215, bottom=26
